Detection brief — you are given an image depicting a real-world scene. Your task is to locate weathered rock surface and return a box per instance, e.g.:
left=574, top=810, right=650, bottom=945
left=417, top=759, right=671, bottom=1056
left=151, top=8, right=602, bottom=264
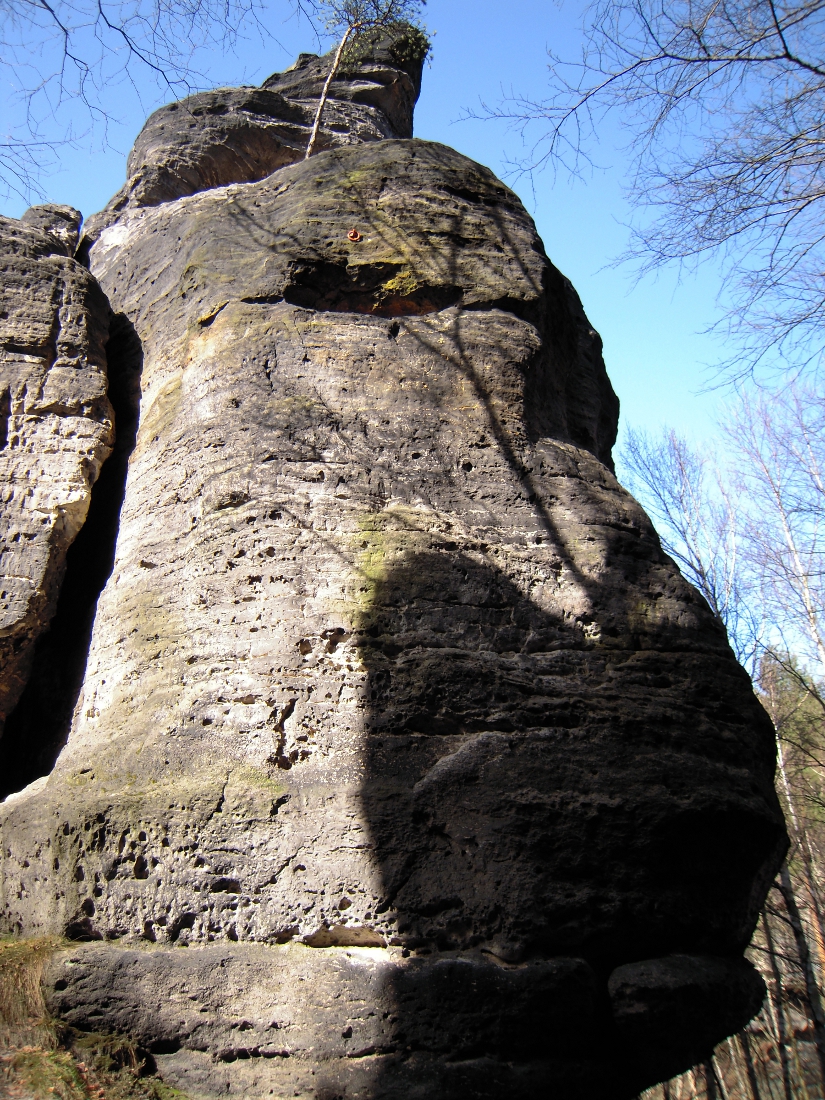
left=81, top=29, right=426, bottom=249
left=0, top=39, right=787, bottom=1100
left=609, top=954, right=767, bottom=1084
left=41, top=942, right=767, bottom=1099
left=0, top=205, right=113, bottom=741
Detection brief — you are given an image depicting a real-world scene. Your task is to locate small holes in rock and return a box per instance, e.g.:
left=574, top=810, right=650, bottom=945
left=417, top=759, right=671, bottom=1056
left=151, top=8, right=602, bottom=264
left=462, top=461, right=473, bottom=472
left=168, top=912, right=196, bottom=942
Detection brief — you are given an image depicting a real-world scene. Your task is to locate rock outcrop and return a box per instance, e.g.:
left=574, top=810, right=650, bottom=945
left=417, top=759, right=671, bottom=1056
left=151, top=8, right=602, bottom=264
left=0, top=32, right=787, bottom=1100
left=0, top=205, right=113, bottom=744
left=80, top=27, right=426, bottom=249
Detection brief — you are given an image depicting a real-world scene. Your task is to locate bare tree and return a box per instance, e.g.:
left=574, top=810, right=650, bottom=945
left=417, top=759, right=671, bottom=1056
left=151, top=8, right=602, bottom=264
left=620, top=425, right=762, bottom=670
left=478, top=0, right=825, bottom=376
left=620, top=379, right=825, bottom=687
left=624, top=388, right=825, bottom=1099
left=0, top=0, right=317, bottom=202
left=725, top=384, right=825, bottom=686
left=304, top=0, right=427, bottom=158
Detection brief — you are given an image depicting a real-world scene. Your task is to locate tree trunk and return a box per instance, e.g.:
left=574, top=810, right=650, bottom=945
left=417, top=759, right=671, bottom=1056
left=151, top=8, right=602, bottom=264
left=777, top=864, right=825, bottom=1092
left=776, top=734, right=825, bottom=980
left=713, top=1057, right=734, bottom=1100
left=739, top=1031, right=763, bottom=1100
left=704, top=1060, right=717, bottom=1099
left=727, top=1035, right=751, bottom=1099
left=305, top=24, right=356, bottom=159
left=763, top=906, right=795, bottom=1100
left=802, top=843, right=825, bottom=979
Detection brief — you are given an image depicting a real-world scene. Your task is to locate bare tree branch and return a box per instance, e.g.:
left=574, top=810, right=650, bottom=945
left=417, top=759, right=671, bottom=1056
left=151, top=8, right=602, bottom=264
left=472, top=0, right=825, bottom=376
left=0, top=0, right=316, bottom=201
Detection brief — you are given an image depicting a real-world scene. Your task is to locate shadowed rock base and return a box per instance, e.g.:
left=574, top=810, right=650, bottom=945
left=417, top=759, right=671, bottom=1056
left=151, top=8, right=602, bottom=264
left=44, top=942, right=765, bottom=1098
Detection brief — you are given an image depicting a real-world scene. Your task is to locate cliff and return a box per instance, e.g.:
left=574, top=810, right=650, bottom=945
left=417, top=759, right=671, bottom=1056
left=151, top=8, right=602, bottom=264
left=0, top=33, right=787, bottom=1100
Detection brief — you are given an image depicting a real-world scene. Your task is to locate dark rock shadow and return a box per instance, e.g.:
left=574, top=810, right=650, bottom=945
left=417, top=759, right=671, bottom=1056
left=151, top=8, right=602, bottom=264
left=0, top=315, right=143, bottom=798
left=353, top=544, right=787, bottom=1097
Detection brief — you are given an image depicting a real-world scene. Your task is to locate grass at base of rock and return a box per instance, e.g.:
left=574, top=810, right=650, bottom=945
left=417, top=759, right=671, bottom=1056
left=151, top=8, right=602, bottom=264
left=2, top=1038, right=190, bottom=1100
left=1, top=1046, right=86, bottom=1099
left=1, top=936, right=189, bottom=1100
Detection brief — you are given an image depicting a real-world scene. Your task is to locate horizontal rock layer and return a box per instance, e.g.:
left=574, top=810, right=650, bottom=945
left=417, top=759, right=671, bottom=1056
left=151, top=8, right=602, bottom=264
left=42, top=942, right=764, bottom=1098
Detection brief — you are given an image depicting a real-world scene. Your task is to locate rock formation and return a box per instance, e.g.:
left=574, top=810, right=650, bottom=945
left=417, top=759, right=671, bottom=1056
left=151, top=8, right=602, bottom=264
left=0, top=205, right=113, bottom=746
left=0, top=32, right=787, bottom=1100
left=80, top=26, right=426, bottom=249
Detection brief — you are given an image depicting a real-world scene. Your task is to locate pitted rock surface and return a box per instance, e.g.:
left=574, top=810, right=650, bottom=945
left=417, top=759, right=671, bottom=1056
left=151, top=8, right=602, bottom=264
left=0, top=49, right=786, bottom=1100
left=0, top=205, right=113, bottom=741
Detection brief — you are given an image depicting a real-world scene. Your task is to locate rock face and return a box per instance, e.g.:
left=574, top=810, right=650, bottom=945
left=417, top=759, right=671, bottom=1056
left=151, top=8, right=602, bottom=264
left=0, top=34, right=787, bottom=1100
left=81, top=29, right=425, bottom=248
left=0, top=205, right=113, bottom=743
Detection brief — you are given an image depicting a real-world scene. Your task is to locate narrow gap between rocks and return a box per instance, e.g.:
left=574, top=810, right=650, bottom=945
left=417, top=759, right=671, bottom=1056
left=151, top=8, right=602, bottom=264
left=0, top=387, right=10, bottom=450
left=0, top=314, right=143, bottom=799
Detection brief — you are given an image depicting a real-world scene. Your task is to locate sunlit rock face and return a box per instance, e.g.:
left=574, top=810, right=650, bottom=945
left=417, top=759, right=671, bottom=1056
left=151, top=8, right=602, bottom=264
left=0, top=34, right=786, bottom=1100
left=0, top=205, right=113, bottom=746
left=80, top=28, right=425, bottom=247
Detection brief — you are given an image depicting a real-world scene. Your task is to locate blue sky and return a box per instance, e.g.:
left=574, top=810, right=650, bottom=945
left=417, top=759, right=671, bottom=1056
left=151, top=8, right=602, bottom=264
left=1, top=0, right=733, bottom=452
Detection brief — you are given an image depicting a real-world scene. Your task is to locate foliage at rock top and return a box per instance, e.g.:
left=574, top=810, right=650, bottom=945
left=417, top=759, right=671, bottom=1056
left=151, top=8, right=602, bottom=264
left=0, top=34, right=787, bottom=1100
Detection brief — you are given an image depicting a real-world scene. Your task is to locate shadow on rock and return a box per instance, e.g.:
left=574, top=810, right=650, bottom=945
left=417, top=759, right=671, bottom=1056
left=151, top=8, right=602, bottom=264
left=350, top=544, right=785, bottom=1097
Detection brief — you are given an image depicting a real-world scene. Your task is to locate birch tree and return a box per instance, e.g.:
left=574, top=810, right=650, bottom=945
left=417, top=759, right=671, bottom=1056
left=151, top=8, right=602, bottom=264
left=619, top=426, right=762, bottom=671
left=304, top=0, right=427, bottom=158
left=725, top=384, right=825, bottom=692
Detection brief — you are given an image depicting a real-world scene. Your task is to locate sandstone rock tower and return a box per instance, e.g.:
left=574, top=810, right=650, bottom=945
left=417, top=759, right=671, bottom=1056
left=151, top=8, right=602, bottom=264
left=0, top=30, right=787, bottom=1099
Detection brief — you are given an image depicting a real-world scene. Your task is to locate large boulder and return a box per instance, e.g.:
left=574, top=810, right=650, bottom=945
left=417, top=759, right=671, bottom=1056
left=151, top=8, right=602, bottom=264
left=0, top=38, right=786, bottom=1100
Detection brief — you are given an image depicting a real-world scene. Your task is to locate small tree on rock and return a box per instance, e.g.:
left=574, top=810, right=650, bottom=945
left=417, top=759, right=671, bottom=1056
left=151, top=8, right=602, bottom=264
left=304, top=0, right=428, bottom=159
